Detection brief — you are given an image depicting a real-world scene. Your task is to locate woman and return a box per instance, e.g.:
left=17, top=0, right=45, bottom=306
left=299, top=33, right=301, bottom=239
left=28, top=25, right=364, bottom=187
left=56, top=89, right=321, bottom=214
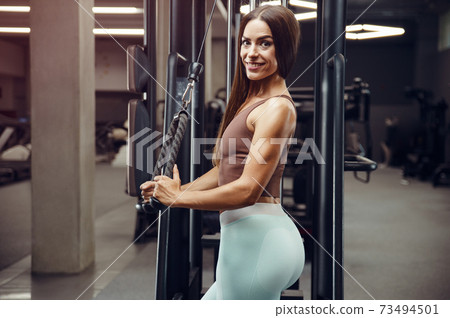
left=141, top=5, right=304, bottom=300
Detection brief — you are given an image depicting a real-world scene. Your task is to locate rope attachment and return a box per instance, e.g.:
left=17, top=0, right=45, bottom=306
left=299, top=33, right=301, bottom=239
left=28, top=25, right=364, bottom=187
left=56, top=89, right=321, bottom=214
left=144, top=62, right=204, bottom=212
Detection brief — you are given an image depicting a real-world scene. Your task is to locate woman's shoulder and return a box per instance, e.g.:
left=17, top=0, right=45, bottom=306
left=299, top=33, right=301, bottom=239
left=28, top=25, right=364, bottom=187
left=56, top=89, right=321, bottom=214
left=271, top=94, right=295, bottom=106
left=248, top=94, right=296, bottom=130
left=261, top=95, right=296, bottom=117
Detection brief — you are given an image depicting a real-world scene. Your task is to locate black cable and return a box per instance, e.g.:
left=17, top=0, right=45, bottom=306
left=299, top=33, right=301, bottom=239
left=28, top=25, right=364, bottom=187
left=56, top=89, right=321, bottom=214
left=196, top=0, right=218, bottom=63
left=144, top=1, right=213, bottom=211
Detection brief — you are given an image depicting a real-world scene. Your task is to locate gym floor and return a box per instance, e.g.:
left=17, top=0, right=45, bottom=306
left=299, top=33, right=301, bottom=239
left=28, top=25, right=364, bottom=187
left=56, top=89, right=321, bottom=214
left=0, top=163, right=449, bottom=300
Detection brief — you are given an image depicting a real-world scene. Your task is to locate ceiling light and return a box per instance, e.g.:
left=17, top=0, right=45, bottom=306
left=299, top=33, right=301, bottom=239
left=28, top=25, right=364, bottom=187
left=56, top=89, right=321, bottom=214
left=0, top=27, right=30, bottom=33
left=240, top=1, right=317, bottom=19
left=0, top=6, right=143, bottom=14
left=360, top=24, right=404, bottom=33
left=346, top=24, right=405, bottom=40
left=93, top=28, right=144, bottom=36
left=92, top=7, right=144, bottom=14
left=0, top=27, right=144, bottom=36
left=240, top=1, right=281, bottom=15
left=295, top=12, right=317, bottom=20
left=0, top=6, right=30, bottom=12
left=345, top=25, right=363, bottom=32
left=289, top=0, right=317, bottom=9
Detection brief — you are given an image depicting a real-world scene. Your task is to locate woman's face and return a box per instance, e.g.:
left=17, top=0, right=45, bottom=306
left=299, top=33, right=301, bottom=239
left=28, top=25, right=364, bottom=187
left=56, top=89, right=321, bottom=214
left=240, top=18, right=278, bottom=81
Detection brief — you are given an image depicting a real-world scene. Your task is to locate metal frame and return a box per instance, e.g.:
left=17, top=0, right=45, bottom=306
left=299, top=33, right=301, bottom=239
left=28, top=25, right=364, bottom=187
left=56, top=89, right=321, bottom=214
left=149, top=0, right=375, bottom=301
left=226, top=0, right=234, bottom=103
left=312, top=0, right=347, bottom=300
left=154, top=0, right=205, bottom=300
left=144, top=0, right=157, bottom=131
left=189, top=0, right=206, bottom=300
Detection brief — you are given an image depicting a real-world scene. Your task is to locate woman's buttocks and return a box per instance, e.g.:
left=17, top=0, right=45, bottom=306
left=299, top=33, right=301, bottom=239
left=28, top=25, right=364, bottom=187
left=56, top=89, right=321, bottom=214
left=220, top=202, right=288, bottom=226
left=219, top=203, right=303, bottom=250
left=219, top=202, right=304, bottom=263
left=218, top=203, right=305, bottom=293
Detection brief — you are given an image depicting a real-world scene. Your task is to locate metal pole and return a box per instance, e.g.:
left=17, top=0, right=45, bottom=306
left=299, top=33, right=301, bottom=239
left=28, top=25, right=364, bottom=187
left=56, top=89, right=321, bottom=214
left=144, top=0, right=157, bottom=137
left=312, top=0, right=346, bottom=300
left=155, top=0, right=193, bottom=300
left=189, top=0, right=205, bottom=299
left=311, top=0, right=322, bottom=300
left=226, top=0, right=234, bottom=104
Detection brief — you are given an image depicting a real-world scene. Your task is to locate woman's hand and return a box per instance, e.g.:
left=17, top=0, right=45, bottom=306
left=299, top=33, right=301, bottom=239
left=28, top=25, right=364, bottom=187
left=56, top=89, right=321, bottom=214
left=140, top=180, right=156, bottom=202
left=140, top=165, right=182, bottom=206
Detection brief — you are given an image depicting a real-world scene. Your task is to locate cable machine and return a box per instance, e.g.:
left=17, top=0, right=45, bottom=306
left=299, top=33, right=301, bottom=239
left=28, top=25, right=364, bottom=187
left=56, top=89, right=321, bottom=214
left=126, top=0, right=376, bottom=300
left=312, top=0, right=346, bottom=300
left=152, top=0, right=207, bottom=300
left=126, top=0, right=206, bottom=299
left=312, top=0, right=377, bottom=300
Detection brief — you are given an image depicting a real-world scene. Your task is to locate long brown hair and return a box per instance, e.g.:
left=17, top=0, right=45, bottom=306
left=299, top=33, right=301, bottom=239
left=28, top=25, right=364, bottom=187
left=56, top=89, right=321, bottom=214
left=213, top=5, right=300, bottom=166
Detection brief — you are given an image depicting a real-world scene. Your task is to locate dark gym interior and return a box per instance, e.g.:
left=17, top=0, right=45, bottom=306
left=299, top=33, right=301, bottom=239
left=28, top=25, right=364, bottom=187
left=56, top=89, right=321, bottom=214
left=0, top=0, right=449, bottom=301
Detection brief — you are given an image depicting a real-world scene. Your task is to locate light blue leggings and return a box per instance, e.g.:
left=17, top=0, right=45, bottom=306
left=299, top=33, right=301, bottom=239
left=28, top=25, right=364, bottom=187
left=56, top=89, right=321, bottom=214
left=202, top=203, right=305, bottom=300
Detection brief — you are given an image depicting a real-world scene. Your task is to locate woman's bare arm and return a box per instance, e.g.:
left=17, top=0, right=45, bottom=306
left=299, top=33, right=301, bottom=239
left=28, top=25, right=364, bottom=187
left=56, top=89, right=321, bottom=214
left=141, top=166, right=218, bottom=198
left=180, top=166, right=219, bottom=191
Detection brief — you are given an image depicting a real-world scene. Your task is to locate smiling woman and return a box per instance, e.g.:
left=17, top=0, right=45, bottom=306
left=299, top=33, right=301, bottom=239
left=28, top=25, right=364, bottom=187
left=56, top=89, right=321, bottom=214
left=240, top=19, right=278, bottom=81
left=140, top=5, right=304, bottom=300
left=215, top=5, right=300, bottom=149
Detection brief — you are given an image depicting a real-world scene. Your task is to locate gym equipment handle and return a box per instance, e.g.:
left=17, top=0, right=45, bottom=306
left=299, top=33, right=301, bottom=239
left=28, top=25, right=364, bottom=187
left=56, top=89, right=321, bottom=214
left=344, top=154, right=377, bottom=172
left=150, top=197, right=166, bottom=211
left=141, top=108, right=189, bottom=214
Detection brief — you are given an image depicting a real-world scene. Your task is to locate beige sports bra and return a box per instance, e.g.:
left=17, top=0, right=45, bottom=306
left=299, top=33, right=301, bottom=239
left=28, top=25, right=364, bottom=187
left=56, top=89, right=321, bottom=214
left=218, top=95, right=294, bottom=198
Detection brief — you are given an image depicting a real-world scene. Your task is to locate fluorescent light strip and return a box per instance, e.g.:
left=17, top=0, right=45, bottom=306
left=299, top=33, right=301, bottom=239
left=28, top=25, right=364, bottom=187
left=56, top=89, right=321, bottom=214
left=93, top=28, right=144, bottom=36
left=0, top=27, right=30, bottom=33
left=289, top=0, right=317, bottom=9
left=240, top=1, right=317, bottom=18
left=346, top=31, right=405, bottom=40
left=92, top=7, right=144, bottom=14
left=0, top=6, right=30, bottom=12
left=345, top=25, right=364, bottom=32
left=0, top=6, right=143, bottom=14
left=346, top=24, right=405, bottom=40
left=295, top=12, right=317, bottom=20
left=240, top=5, right=250, bottom=14
left=361, top=24, right=404, bottom=32
left=240, top=1, right=281, bottom=15
left=0, top=27, right=145, bottom=36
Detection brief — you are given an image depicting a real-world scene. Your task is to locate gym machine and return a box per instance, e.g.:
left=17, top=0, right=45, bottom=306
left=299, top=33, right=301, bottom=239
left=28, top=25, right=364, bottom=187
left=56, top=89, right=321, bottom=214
left=0, top=114, right=31, bottom=185
left=126, top=0, right=377, bottom=300
left=310, top=0, right=376, bottom=300
left=127, top=0, right=207, bottom=300
left=403, top=87, right=449, bottom=185
left=283, top=77, right=376, bottom=264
